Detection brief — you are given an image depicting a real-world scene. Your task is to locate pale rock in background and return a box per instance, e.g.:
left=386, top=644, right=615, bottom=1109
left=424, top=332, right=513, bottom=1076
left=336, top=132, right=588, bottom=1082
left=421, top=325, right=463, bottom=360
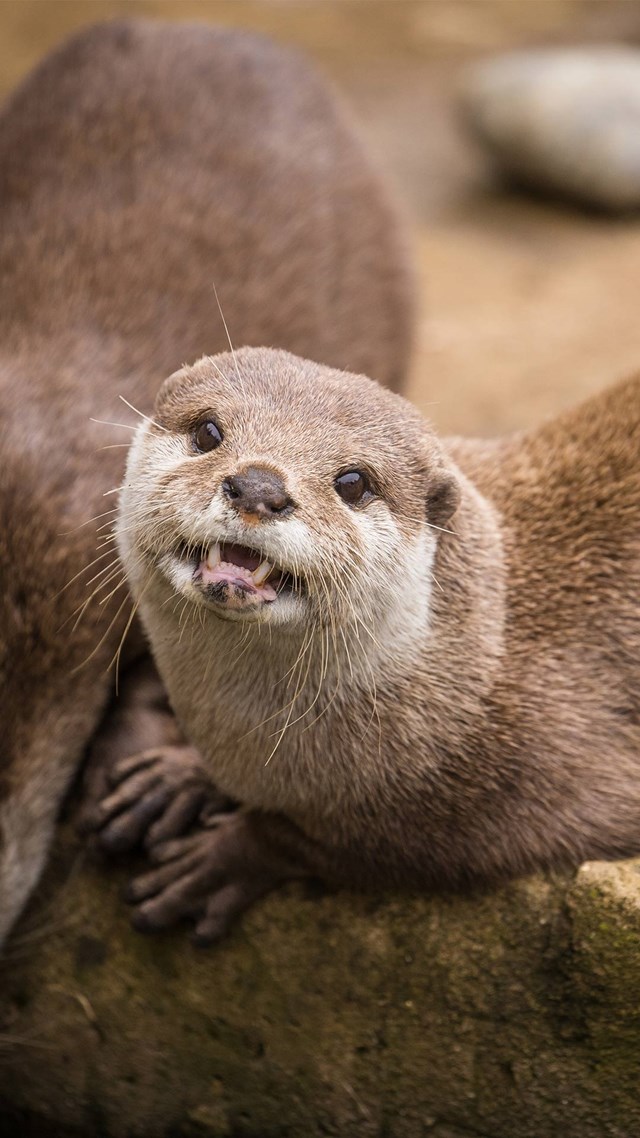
left=461, top=48, right=640, bottom=210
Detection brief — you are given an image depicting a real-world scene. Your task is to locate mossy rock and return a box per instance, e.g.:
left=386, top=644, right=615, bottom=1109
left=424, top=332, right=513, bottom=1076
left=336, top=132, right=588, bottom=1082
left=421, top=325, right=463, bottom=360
left=1, top=824, right=640, bottom=1138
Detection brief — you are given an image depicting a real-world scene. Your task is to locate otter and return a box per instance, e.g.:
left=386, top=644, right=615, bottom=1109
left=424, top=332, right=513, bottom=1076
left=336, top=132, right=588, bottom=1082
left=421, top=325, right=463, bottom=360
left=86, top=347, right=640, bottom=944
left=0, top=20, right=415, bottom=947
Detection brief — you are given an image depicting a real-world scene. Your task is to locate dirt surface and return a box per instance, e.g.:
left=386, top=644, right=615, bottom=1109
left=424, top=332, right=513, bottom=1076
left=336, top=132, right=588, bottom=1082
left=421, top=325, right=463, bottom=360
left=2, top=0, right=640, bottom=437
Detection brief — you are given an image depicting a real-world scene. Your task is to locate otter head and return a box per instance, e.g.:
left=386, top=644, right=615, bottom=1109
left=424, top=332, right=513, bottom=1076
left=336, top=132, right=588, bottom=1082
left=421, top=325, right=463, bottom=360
left=118, top=348, right=459, bottom=639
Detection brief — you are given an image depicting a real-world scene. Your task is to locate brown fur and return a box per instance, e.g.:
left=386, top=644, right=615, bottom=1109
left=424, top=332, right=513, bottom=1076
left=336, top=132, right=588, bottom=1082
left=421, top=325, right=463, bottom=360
left=0, top=20, right=415, bottom=945
left=102, top=350, right=640, bottom=942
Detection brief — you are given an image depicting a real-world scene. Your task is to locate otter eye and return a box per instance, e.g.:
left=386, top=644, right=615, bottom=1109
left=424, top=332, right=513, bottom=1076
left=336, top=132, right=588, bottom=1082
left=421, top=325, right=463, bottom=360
left=193, top=419, right=223, bottom=453
left=334, top=469, right=372, bottom=507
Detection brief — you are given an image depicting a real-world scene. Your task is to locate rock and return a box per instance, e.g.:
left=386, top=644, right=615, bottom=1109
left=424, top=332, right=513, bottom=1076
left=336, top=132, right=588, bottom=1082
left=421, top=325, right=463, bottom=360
left=3, top=821, right=640, bottom=1136
left=461, top=48, right=640, bottom=210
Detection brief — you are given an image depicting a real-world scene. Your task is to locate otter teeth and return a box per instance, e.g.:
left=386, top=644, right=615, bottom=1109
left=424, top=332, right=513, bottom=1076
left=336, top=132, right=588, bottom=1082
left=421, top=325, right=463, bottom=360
left=252, top=558, right=274, bottom=585
left=205, top=543, right=221, bottom=569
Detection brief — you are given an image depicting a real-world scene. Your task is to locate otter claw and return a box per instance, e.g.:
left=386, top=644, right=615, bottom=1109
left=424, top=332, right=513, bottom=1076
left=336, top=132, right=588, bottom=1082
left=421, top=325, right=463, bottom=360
left=108, top=750, right=163, bottom=787
left=191, top=882, right=263, bottom=946
left=99, top=787, right=172, bottom=853
left=83, top=744, right=223, bottom=853
left=124, top=814, right=288, bottom=942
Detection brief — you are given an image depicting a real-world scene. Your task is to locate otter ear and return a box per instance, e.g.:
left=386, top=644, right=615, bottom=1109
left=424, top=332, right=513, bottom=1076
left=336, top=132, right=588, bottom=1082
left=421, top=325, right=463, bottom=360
left=426, top=470, right=460, bottom=529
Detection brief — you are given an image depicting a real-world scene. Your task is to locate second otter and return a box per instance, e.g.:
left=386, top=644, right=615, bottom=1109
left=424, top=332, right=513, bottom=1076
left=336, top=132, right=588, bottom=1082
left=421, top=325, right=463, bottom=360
left=89, top=348, right=640, bottom=943
left=0, top=20, right=415, bottom=948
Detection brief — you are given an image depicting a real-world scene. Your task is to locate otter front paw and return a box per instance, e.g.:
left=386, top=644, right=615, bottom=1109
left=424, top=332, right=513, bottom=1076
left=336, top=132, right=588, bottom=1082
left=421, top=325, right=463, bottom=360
left=123, top=812, right=300, bottom=945
left=81, top=745, right=230, bottom=853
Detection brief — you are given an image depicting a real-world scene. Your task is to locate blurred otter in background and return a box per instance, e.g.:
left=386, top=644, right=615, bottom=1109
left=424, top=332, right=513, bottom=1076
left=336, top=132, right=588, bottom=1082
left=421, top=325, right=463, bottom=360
left=0, top=17, right=415, bottom=947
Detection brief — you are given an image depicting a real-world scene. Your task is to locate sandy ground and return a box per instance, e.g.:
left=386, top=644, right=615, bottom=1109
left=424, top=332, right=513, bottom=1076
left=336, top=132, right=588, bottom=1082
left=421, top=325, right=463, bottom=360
left=2, top=0, right=640, bottom=436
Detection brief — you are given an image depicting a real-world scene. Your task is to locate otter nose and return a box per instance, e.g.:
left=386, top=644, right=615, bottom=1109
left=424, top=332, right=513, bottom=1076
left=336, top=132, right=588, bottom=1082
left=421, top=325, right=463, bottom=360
left=221, top=466, right=294, bottom=520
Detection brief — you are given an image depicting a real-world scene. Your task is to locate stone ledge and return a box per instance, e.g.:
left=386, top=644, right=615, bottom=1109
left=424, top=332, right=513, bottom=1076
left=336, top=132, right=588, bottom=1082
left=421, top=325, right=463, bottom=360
left=1, top=830, right=640, bottom=1138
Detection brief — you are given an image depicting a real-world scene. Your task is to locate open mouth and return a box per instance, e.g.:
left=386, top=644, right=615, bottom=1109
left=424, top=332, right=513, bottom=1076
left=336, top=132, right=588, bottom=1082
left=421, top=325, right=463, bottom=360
left=176, top=540, right=298, bottom=609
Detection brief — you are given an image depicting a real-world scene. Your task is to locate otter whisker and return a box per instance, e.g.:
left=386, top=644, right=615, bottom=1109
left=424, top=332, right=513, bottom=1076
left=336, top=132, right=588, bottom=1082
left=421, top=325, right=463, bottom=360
left=177, top=595, right=193, bottom=644
left=97, top=575, right=130, bottom=609
left=278, top=622, right=315, bottom=688
left=70, top=569, right=128, bottom=632
left=82, top=544, right=153, bottom=643
left=110, top=577, right=151, bottom=693
left=211, top=281, right=245, bottom=394
left=259, top=619, right=319, bottom=735
left=54, top=546, right=120, bottom=599
left=425, top=521, right=458, bottom=536
left=203, top=354, right=232, bottom=388
left=89, top=417, right=138, bottom=432
left=69, top=591, right=132, bottom=674
left=243, top=624, right=315, bottom=737
left=263, top=628, right=318, bottom=764
left=58, top=561, right=124, bottom=630
left=118, top=395, right=168, bottom=434
left=430, top=572, right=445, bottom=593
left=274, top=629, right=335, bottom=738
left=83, top=557, right=127, bottom=592
left=58, top=507, right=117, bottom=537
left=262, top=570, right=341, bottom=741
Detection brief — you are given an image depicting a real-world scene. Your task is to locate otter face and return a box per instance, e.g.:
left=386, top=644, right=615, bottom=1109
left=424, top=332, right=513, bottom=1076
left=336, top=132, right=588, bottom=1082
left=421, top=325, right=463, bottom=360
left=118, top=348, right=459, bottom=635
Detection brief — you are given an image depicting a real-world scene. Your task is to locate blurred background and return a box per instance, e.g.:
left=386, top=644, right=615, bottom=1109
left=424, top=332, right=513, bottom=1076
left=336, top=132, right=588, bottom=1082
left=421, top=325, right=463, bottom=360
left=3, top=0, right=640, bottom=437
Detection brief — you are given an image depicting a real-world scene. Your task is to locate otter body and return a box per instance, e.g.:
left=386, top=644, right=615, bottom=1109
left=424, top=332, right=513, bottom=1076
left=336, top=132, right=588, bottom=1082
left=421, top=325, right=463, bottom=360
left=104, top=349, right=640, bottom=941
left=0, top=21, right=414, bottom=945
